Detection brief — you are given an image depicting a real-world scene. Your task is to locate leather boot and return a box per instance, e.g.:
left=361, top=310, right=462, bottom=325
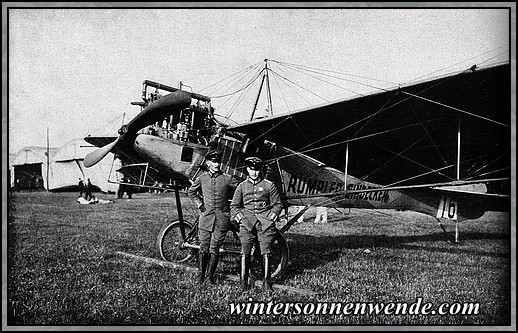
left=240, top=254, right=251, bottom=291
left=197, top=252, right=209, bottom=285
left=262, top=254, right=274, bottom=292
left=204, top=253, right=220, bottom=285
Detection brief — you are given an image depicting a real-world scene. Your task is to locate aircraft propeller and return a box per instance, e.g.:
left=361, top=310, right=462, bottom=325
left=84, top=90, right=192, bottom=168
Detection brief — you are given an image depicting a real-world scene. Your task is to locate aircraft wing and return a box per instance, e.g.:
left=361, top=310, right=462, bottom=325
left=226, top=63, right=510, bottom=192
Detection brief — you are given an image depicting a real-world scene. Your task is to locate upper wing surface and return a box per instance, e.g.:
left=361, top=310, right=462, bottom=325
left=226, top=64, right=510, bottom=190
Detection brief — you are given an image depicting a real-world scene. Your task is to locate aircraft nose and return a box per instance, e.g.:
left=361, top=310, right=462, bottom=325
left=134, top=134, right=148, bottom=148
left=134, top=134, right=159, bottom=153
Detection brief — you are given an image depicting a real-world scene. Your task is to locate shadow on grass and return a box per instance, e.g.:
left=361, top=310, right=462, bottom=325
left=281, top=229, right=509, bottom=279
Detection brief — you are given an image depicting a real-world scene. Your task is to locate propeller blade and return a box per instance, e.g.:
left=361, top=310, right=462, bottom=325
left=83, top=89, right=192, bottom=168
left=125, top=90, right=192, bottom=135
left=84, top=137, right=120, bottom=168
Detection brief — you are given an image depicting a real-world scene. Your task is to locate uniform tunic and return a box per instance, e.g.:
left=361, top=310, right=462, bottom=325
left=188, top=171, right=237, bottom=253
left=230, top=177, right=283, bottom=254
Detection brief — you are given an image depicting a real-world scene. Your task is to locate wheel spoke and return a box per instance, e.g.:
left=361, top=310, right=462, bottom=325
left=157, top=221, right=197, bottom=263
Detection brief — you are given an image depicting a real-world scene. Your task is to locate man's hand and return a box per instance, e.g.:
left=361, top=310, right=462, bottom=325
left=231, top=218, right=240, bottom=231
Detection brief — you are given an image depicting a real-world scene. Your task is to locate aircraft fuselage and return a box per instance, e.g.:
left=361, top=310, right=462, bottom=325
left=132, top=132, right=489, bottom=222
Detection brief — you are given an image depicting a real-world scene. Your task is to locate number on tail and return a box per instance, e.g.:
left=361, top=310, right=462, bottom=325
left=436, top=196, right=458, bottom=220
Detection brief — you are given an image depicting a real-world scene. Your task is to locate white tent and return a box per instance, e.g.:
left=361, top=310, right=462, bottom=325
left=51, top=138, right=120, bottom=193
left=11, top=146, right=59, bottom=190
left=11, top=139, right=120, bottom=193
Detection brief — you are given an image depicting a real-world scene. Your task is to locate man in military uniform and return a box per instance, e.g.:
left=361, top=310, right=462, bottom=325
left=188, top=150, right=238, bottom=285
left=230, top=157, right=283, bottom=292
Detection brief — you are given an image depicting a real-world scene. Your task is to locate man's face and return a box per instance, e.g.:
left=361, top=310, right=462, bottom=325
left=247, top=167, right=260, bottom=180
left=207, top=160, right=220, bottom=173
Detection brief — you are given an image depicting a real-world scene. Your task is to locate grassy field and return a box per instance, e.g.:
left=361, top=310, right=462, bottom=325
left=6, top=191, right=511, bottom=327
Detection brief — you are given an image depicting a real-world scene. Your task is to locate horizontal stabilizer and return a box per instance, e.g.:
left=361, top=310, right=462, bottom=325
left=431, top=183, right=487, bottom=194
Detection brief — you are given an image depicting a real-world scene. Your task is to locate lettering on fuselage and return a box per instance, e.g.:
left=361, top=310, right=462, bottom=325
left=287, top=175, right=344, bottom=195
left=286, top=175, right=389, bottom=203
left=345, top=183, right=389, bottom=203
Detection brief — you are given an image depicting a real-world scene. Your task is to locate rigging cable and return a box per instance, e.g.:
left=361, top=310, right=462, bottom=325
left=283, top=64, right=386, bottom=96
left=355, top=60, right=509, bottom=182
left=361, top=126, right=451, bottom=182
left=269, top=68, right=315, bottom=152
left=209, top=64, right=264, bottom=99
left=211, top=65, right=264, bottom=120
left=273, top=59, right=399, bottom=88
left=404, top=44, right=509, bottom=85
left=463, top=166, right=510, bottom=181
left=263, top=116, right=450, bottom=166
left=405, top=101, right=449, bottom=167
left=229, top=56, right=508, bottom=186
left=268, top=67, right=329, bottom=103
left=275, top=62, right=365, bottom=97
left=222, top=67, right=266, bottom=121
left=87, top=113, right=126, bottom=137
left=462, top=153, right=509, bottom=181
left=465, top=153, right=506, bottom=178
left=400, top=91, right=508, bottom=127
left=269, top=64, right=315, bottom=108
left=198, top=60, right=263, bottom=96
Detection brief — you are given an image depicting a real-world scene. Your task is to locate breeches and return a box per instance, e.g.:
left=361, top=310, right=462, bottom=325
left=198, top=227, right=227, bottom=254
left=239, top=222, right=276, bottom=255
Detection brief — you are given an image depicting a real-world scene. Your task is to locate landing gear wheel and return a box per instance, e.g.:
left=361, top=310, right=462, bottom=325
left=157, top=220, right=197, bottom=263
left=249, top=230, right=289, bottom=280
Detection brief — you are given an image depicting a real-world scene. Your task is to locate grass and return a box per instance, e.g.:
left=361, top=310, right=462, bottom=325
left=6, top=191, right=512, bottom=327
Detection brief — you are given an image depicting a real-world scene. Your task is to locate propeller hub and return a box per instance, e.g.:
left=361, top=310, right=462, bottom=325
left=118, top=125, right=128, bottom=135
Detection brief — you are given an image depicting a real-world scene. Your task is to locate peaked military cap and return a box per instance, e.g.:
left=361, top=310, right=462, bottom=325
left=205, top=150, right=222, bottom=162
left=245, top=156, right=264, bottom=170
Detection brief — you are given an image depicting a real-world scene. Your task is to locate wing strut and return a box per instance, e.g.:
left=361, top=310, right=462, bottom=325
left=457, top=115, right=460, bottom=180
left=344, top=141, right=349, bottom=189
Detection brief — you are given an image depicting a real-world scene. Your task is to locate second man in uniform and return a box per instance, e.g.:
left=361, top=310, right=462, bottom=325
left=230, top=156, right=283, bottom=292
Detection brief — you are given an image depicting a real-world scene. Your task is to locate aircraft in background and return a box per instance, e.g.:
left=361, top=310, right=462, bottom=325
left=84, top=59, right=510, bottom=278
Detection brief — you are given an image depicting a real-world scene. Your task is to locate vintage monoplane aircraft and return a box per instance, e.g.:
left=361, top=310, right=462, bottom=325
left=84, top=59, right=510, bottom=279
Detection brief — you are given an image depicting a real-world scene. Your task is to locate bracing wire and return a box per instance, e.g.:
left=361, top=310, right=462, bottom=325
left=272, top=59, right=399, bottom=87
left=269, top=64, right=315, bottom=108
left=276, top=61, right=390, bottom=96
left=268, top=67, right=330, bottom=103
left=197, top=52, right=508, bottom=187
left=209, top=65, right=265, bottom=99
left=404, top=43, right=509, bottom=85
left=87, top=113, right=125, bottom=137
left=400, top=91, right=509, bottom=127
left=210, top=64, right=265, bottom=121
left=223, top=75, right=262, bottom=121
left=198, top=60, right=263, bottom=96
left=270, top=67, right=292, bottom=113
left=463, top=154, right=508, bottom=181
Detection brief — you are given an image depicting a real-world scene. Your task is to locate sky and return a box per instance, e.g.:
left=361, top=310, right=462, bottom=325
left=5, top=4, right=513, bottom=155
left=2, top=3, right=516, bottom=331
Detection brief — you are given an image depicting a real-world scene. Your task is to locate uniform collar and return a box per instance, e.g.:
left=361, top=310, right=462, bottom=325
left=247, top=176, right=263, bottom=185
